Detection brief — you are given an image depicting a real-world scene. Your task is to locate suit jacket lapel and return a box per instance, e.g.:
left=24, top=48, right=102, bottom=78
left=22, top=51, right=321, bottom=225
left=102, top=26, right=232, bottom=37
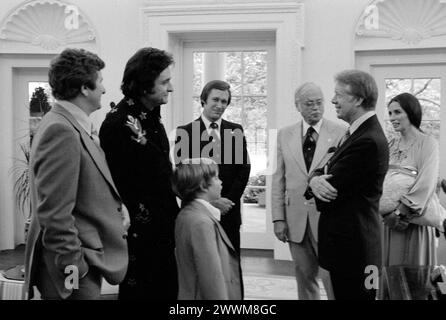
left=309, top=120, right=337, bottom=172
left=51, top=105, right=120, bottom=197
left=192, top=200, right=236, bottom=253
left=285, top=122, right=307, bottom=174
left=328, top=115, right=376, bottom=167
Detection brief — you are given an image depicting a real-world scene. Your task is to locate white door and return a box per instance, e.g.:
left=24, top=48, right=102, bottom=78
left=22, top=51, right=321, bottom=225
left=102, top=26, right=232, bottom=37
left=182, top=41, right=275, bottom=249
left=12, top=67, right=52, bottom=245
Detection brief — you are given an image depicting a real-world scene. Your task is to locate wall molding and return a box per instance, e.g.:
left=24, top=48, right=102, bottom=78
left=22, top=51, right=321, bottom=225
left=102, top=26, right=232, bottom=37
left=355, top=0, right=446, bottom=49
left=0, top=0, right=98, bottom=53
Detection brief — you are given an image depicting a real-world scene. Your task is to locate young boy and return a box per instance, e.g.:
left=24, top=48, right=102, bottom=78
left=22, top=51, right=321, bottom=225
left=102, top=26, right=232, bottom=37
left=172, top=158, right=242, bottom=300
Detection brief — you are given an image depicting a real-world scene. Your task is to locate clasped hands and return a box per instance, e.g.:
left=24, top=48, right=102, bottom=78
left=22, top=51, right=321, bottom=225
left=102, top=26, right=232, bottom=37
left=309, top=174, right=338, bottom=202
left=382, top=206, right=410, bottom=231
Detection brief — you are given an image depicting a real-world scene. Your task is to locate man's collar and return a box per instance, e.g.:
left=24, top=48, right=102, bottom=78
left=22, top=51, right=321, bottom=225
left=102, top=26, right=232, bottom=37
left=201, top=114, right=222, bottom=129
left=302, top=119, right=323, bottom=135
left=349, top=111, right=375, bottom=135
left=57, top=100, right=93, bottom=135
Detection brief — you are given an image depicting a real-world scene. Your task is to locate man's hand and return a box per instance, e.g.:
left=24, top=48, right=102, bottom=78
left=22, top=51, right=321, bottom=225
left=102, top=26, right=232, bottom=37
left=274, top=221, right=288, bottom=243
left=309, top=175, right=338, bottom=202
left=210, top=198, right=234, bottom=215
left=121, top=204, right=131, bottom=233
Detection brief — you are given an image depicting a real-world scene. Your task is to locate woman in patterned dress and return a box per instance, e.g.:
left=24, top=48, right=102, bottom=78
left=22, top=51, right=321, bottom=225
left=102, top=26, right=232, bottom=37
left=381, top=93, right=438, bottom=268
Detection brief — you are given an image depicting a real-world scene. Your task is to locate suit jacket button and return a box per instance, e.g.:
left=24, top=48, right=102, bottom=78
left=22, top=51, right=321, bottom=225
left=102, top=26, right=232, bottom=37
left=132, top=233, right=138, bottom=238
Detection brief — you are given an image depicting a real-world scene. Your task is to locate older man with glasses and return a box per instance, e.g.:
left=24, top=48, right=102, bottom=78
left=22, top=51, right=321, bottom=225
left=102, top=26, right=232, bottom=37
left=272, top=82, right=346, bottom=300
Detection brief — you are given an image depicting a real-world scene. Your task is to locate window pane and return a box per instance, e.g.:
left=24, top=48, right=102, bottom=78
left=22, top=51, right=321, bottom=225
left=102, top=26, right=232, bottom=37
left=413, top=79, right=440, bottom=121
left=192, top=96, right=202, bottom=119
left=224, top=52, right=242, bottom=95
left=29, top=82, right=53, bottom=139
left=223, top=97, right=242, bottom=123
left=384, top=78, right=441, bottom=141
left=420, top=120, right=440, bottom=140
left=193, top=52, right=204, bottom=96
left=243, top=51, right=267, bottom=95
left=385, top=79, right=412, bottom=104
left=243, top=96, right=267, bottom=158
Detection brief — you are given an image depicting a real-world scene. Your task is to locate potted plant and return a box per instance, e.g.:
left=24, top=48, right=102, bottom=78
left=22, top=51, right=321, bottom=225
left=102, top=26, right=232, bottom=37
left=4, top=87, right=51, bottom=281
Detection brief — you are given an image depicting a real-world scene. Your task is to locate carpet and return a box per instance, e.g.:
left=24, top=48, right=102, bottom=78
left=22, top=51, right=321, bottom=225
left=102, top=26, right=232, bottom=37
left=243, top=274, right=328, bottom=300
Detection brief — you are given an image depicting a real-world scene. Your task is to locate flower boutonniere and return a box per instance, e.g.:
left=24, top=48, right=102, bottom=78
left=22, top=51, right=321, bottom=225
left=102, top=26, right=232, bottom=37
left=126, top=115, right=147, bottom=145
left=127, top=98, right=135, bottom=106
left=109, top=102, right=118, bottom=114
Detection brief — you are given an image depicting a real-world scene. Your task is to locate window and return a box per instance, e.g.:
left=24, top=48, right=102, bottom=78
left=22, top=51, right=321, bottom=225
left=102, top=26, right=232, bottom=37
left=384, top=78, right=441, bottom=141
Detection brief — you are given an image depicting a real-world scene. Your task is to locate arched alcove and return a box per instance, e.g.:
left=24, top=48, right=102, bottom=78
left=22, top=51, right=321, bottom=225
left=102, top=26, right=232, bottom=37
left=355, top=0, right=446, bottom=50
left=0, top=0, right=99, bottom=53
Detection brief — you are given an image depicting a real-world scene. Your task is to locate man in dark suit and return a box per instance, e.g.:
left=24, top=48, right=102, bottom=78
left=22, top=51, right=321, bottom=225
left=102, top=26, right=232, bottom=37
left=305, top=70, right=389, bottom=300
left=99, top=47, right=179, bottom=300
left=24, top=48, right=129, bottom=300
left=174, top=80, right=251, bottom=253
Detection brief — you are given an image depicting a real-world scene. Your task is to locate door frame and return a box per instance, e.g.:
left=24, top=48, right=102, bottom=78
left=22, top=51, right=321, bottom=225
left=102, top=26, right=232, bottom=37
left=182, top=41, right=275, bottom=249
left=0, top=54, right=53, bottom=250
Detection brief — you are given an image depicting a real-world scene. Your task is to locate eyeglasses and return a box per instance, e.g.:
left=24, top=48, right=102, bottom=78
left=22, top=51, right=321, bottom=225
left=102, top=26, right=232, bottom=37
left=302, top=100, right=323, bottom=107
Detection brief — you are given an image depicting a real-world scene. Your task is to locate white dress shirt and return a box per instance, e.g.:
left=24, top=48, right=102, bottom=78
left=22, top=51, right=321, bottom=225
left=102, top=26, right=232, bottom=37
left=195, top=198, right=221, bottom=221
left=349, top=111, right=375, bottom=135
left=201, top=114, right=222, bottom=140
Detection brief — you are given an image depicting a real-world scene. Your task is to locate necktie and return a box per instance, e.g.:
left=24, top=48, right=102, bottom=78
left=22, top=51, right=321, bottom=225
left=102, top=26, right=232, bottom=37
left=90, top=126, right=102, bottom=150
left=303, top=126, right=317, bottom=172
left=208, top=122, right=221, bottom=160
left=338, top=130, right=351, bottom=148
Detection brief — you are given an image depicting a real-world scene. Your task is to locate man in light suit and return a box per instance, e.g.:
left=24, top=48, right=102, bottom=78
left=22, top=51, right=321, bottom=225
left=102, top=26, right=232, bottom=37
left=305, top=70, right=389, bottom=300
left=24, top=48, right=129, bottom=300
left=272, top=82, right=346, bottom=300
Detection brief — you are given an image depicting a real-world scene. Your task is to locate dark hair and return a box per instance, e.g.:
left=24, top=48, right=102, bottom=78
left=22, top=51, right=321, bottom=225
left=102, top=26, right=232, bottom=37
left=335, top=70, right=378, bottom=110
left=121, top=47, right=174, bottom=100
left=388, top=93, right=423, bottom=130
left=171, top=158, right=219, bottom=203
left=200, top=80, right=231, bottom=107
left=48, top=48, right=105, bottom=100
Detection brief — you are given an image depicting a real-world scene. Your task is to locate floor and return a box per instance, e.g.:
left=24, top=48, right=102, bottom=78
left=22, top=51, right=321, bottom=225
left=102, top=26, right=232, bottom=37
left=0, top=245, right=301, bottom=300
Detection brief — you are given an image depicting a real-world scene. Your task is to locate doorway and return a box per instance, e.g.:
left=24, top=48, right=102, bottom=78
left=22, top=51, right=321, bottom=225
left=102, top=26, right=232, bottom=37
left=12, top=67, right=52, bottom=245
left=183, top=41, right=275, bottom=249
left=363, top=58, right=446, bottom=265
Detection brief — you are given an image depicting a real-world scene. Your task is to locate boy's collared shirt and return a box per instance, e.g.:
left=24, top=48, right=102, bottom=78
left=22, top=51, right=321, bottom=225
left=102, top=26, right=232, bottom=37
left=195, top=198, right=221, bottom=221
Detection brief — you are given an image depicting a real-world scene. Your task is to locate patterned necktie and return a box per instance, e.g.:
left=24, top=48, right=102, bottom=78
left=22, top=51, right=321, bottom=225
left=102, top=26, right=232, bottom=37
left=303, top=126, right=317, bottom=172
left=90, top=126, right=102, bottom=151
left=208, top=122, right=221, bottom=160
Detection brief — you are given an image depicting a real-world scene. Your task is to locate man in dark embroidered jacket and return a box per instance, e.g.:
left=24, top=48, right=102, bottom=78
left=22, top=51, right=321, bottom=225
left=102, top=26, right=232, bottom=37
left=100, top=47, right=178, bottom=300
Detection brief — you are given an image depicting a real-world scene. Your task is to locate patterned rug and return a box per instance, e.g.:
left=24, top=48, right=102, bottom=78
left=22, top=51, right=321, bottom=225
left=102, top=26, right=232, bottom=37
left=244, top=274, right=328, bottom=300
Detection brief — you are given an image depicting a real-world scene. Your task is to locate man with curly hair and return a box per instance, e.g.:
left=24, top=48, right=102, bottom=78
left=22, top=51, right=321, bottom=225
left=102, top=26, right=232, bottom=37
left=24, top=48, right=130, bottom=300
left=99, top=47, right=179, bottom=300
